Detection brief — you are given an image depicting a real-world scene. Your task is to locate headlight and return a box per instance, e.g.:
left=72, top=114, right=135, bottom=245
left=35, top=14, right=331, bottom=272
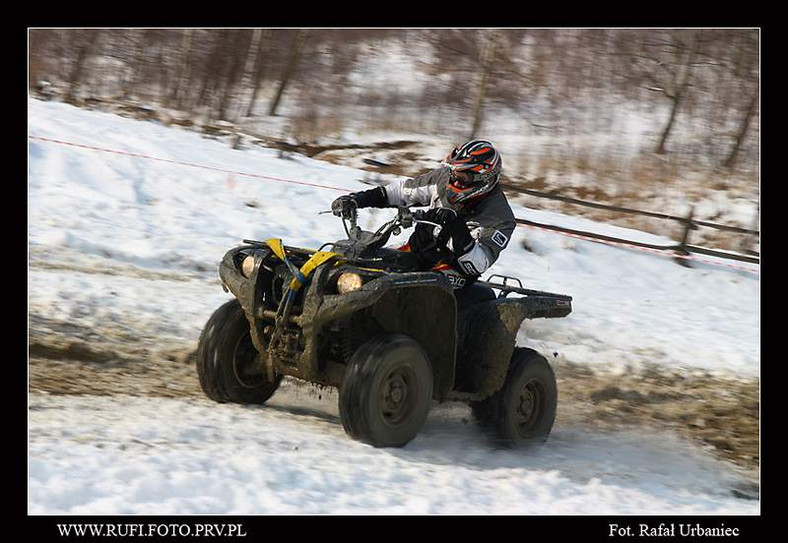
left=241, top=255, right=255, bottom=278
left=336, top=272, right=363, bottom=294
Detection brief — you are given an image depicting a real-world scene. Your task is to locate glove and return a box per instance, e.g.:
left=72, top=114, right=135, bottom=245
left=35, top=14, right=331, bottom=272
left=449, top=218, right=474, bottom=254
left=426, top=208, right=474, bottom=254
left=332, top=187, right=389, bottom=217
left=331, top=195, right=357, bottom=218
left=423, top=207, right=458, bottom=226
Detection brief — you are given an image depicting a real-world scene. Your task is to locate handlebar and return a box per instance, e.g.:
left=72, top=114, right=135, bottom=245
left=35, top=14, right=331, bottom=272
left=332, top=205, right=425, bottom=232
left=396, top=207, right=428, bottom=227
left=324, top=204, right=454, bottom=259
left=330, top=205, right=433, bottom=251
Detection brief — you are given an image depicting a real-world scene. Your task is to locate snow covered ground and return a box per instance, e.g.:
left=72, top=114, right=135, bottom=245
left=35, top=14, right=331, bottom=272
left=28, top=391, right=756, bottom=515
left=27, top=98, right=760, bottom=515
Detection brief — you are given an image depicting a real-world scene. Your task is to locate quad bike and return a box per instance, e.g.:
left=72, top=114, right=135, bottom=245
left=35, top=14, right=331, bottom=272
left=197, top=205, right=572, bottom=448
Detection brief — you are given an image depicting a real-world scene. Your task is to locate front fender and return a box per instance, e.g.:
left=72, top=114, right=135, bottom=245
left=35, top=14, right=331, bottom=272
left=310, top=272, right=458, bottom=400
left=218, top=246, right=273, bottom=353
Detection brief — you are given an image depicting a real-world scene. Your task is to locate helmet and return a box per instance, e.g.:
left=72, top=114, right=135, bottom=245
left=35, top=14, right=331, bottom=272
left=443, top=140, right=502, bottom=205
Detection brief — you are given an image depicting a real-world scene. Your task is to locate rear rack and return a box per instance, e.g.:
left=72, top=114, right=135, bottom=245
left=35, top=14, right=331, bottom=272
left=479, top=274, right=573, bottom=302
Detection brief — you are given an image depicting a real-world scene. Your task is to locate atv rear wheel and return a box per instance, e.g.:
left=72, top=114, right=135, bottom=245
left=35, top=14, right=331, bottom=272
left=197, top=299, right=281, bottom=404
left=472, top=348, right=557, bottom=446
left=339, top=334, right=433, bottom=448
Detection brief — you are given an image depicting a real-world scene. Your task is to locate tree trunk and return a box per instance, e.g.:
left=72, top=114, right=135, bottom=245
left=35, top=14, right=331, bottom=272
left=245, top=29, right=271, bottom=118
left=167, top=30, right=193, bottom=109
left=655, top=32, right=699, bottom=155
left=269, top=30, right=309, bottom=117
left=65, top=31, right=100, bottom=104
left=156, top=35, right=169, bottom=104
left=28, top=30, right=50, bottom=88
left=234, top=29, right=262, bottom=118
left=469, top=34, right=496, bottom=140
left=123, top=30, right=147, bottom=101
left=724, top=84, right=758, bottom=169
left=216, top=31, right=251, bottom=122
left=655, top=95, right=681, bottom=155
left=197, top=31, right=232, bottom=117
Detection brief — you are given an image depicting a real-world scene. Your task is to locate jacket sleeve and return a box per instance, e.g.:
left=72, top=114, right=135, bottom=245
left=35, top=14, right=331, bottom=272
left=383, top=168, right=446, bottom=207
left=456, top=193, right=516, bottom=277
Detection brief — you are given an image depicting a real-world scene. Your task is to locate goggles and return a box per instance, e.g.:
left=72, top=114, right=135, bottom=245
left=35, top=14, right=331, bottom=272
left=445, top=165, right=477, bottom=189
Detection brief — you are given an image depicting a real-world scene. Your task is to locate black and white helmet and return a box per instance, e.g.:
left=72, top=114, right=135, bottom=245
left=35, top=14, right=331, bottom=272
left=442, top=140, right=502, bottom=205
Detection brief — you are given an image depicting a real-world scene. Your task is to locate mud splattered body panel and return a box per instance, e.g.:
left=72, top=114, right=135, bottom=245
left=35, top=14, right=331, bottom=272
left=219, top=243, right=572, bottom=402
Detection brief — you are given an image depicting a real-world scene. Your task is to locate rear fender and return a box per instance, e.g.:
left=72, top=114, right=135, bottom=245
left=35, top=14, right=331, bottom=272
left=456, top=295, right=569, bottom=398
left=454, top=299, right=523, bottom=397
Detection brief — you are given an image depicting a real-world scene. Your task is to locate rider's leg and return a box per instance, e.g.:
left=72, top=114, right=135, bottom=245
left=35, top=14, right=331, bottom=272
left=454, top=283, right=495, bottom=311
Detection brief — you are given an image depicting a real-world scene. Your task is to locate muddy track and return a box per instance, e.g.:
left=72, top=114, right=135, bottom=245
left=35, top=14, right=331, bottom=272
left=28, top=327, right=759, bottom=479
left=556, top=362, right=759, bottom=474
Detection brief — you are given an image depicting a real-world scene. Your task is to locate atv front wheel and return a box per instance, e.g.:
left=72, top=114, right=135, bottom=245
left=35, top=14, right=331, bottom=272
left=472, top=348, right=557, bottom=446
left=197, top=299, right=281, bottom=404
left=339, top=334, right=433, bottom=448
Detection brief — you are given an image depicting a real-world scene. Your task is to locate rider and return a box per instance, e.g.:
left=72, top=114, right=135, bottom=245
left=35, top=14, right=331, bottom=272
left=331, top=139, right=516, bottom=309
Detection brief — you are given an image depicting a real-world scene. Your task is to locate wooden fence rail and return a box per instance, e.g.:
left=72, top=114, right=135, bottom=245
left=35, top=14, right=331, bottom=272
left=504, top=184, right=760, bottom=266
left=504, top=185, right=759, bottom=236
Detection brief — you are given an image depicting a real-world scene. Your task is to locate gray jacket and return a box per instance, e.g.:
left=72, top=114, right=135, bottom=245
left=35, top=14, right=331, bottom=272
left=384, top=167, right=516, bottom=276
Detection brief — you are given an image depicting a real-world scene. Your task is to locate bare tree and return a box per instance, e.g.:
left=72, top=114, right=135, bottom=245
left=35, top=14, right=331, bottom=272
left=720, top=30, right=760, bottom=169
left=244, top=29, right=271, bottom=118
left=648, top=31, right=701, bottom=155
left=269, top=29, right=310, bottom=116
left=28, top=29, right=55, bottom=88
left=28, top=28, right=759, bottom=175
left=195, top=31, right=233, bottom=115
left=64, top=30, right=101, bottom=103
left=724, top=83, right=758, bottom=169
left=116, top=29, right=167, bottom=102
left=216, top=30, right=253, bottom=122
left=165, top=30, right=194, bottom=109
left=469, top=32, right=497, bottom=139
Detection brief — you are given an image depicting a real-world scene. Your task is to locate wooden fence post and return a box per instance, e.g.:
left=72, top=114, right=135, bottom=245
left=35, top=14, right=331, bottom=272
left=675, top=205, right=697, bottom=267
left=738, top=204, right=760, bottom=256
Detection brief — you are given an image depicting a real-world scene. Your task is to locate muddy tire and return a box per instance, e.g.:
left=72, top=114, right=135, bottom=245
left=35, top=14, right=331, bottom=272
left=339, top=334, right=433, bottom=448
left=472, top=348, right=557, bottom=446
left=197, top=299, right=281, bottom=404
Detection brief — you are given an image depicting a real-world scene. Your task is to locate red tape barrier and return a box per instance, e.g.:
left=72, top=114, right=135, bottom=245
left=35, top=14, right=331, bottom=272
left=29, top=135, right=759, bottom=277
left=29, top=135, right=349, bottom=193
